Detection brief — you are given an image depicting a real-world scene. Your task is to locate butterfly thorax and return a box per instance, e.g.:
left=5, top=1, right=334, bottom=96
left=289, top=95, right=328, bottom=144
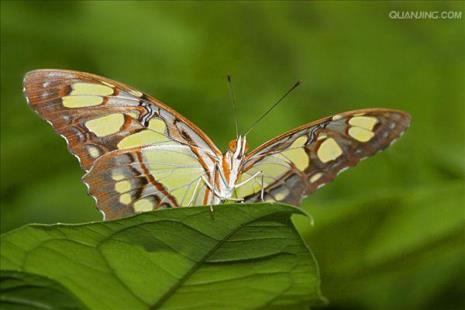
left=213, top=135, right=249, bottom=202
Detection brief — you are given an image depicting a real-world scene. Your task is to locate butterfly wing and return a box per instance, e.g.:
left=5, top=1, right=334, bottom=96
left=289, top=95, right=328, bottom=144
left=236, top=108, right=411, bottom=205
left=82, top=143, right=213, bottom=219
left=24, top=69, right=220, bottom=219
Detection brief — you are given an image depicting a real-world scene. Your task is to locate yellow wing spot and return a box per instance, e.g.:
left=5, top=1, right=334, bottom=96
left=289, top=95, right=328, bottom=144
left=115, top=180, right=132, bottom=193
left=86, top=145, right=100, bottom=158
left=85, top=113, right=124, bottom=137
left=133, top=198, right=154, bottom=212
left=309, top=173, right=323, bottom=183
left=128, top=89, right=143, bottom=97
left=349, top=116, right=378, bottom=130
left=119, top=193, right=132, bottom=205
left=317, top=138, right=343, bottom=163
left=148, top=118, right=166, bottom=133
left=273, top=188, right=290, bottom=201
left=317, top=133, right=327, bottom=141
left=291, top=136, right=308, bottom=148
left=348, top=127, right=375, bottom=142
left=85, top=113, right=125, bottom=137
left=332, top=114, right=343, bottom=120
left=279, top=135, right=309, bottom=171
left=111, top=171, right=126, bottom=181
left=281, top=148, right=309, bottom=171
left=62, top=95, right=103, bottom=108
left=117, top=130, right=169, bottom=149
left=70, top=83, right=114, bottom=96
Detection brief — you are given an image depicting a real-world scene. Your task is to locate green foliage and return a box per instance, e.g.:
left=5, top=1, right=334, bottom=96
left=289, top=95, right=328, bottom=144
left=295, top=181, right=465, bottom=310
left=1, top=1, right=464, bottom=309
left=0, top=204, right=324, bottom=309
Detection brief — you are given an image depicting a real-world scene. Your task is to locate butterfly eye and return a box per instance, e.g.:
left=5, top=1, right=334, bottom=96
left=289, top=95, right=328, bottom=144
left=228, top=139, right=238, bottom=152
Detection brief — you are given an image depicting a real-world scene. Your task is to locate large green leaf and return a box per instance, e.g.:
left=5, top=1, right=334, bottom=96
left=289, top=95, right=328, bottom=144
left=0, top=203, right=324, bottom=310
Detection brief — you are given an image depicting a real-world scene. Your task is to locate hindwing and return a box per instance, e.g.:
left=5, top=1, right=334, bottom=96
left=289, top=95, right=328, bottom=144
left=82, top=144, right=211, bottom=219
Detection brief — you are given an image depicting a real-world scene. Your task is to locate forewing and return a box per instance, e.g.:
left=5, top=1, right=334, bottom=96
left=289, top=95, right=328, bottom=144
left=237, top=109, right=411, bottom=205
left=23, top=69, right=221, bottom=171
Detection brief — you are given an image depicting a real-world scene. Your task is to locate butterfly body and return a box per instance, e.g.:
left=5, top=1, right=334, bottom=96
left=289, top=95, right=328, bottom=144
left=23, top=69, right=411, bottom=220
left=209, top=135, right=251, bottom=203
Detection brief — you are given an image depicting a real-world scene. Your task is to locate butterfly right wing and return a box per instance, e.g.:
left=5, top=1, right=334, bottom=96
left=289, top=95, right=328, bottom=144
left=236, top=108, right=411, bottom=205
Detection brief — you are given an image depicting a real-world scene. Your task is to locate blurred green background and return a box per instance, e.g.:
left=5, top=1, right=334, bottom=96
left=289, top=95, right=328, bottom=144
left=1, top=1, right=464, bottom=309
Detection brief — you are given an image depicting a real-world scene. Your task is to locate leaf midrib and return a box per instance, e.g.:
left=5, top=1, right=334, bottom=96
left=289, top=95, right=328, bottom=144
left=150, top=211, right=286, bottom=309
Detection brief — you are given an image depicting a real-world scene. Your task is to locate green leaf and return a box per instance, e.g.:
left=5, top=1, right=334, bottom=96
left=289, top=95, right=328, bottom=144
left=0, top=203, right=324, bottom=310
left=0, top=270, right=88, bottom=310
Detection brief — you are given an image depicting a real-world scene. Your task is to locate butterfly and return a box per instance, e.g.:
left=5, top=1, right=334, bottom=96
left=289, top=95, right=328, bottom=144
left=23, top=69, right=411, bottom=220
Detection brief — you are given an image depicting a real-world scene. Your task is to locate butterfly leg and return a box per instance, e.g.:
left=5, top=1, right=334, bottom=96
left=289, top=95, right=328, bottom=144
left=234, top=171, right=262, bottom=189
left=187, top=177, right=203, bottom=207
left=234, top=171, right=265, bottom=202
left=215, top=162, right=228, bottom=187
left=201, top=176, right=224, bottom=200
left=233, top=171, right=267, bottom=202
left=224, top=197, right=245, bottom=202
left=199, top=177, right=217, bottom=214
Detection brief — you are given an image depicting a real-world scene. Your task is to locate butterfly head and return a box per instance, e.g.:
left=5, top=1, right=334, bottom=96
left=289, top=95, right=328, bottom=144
left=227, top=135, right=249, bottom=159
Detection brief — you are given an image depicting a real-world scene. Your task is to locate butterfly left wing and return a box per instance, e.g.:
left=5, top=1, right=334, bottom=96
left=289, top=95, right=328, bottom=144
left=235, top=108, right=411, bottom=205
left=24, top=69, right=222, bottom=219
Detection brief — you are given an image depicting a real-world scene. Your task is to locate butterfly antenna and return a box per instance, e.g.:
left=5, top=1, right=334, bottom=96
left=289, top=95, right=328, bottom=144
left=227, top=75, right=240, bottom=138
left=244, top=80, right=302, bottom=136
